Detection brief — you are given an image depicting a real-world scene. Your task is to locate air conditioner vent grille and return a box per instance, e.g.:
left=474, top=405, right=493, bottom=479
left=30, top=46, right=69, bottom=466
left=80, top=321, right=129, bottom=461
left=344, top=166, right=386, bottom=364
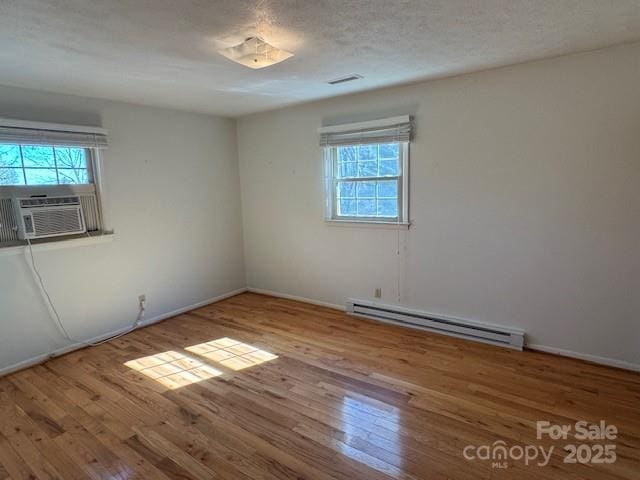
left=14, top=195, right=87, bottom=240
left=80, top=194, right=100, bottom=231
left=32, top=208, right=83, bottom=236
left=20, top=196, right=80, bottom=208
left=0, top=198, right=18, bottom=243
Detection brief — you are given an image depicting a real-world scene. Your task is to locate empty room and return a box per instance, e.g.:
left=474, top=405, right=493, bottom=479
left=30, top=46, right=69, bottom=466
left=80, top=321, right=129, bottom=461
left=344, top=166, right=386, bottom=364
left=0, top=1, right=639, bottom=479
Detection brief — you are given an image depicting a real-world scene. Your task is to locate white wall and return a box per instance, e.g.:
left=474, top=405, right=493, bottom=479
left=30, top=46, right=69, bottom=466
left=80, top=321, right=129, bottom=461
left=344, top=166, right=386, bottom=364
left=1, top=42, right=638, bottom=373
left=238, top=42, right=640, bottom=368
left=0, top=85, right=245, bottom=373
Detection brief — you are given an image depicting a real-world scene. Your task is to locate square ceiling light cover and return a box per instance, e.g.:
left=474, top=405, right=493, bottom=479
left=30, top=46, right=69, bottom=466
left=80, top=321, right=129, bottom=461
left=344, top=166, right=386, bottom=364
left=219, top=37, right=293, bottom=69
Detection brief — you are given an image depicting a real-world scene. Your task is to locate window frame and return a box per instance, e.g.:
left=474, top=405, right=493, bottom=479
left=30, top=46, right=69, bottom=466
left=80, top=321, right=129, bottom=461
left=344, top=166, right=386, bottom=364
left=325, top=141, right=409, bottom=225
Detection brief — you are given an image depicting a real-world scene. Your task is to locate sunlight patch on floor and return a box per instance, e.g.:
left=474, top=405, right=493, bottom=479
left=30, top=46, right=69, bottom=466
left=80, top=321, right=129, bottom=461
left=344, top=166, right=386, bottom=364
left=124, top=350, right=223, bottom=389
left=185, top=337, right=278, bottom=371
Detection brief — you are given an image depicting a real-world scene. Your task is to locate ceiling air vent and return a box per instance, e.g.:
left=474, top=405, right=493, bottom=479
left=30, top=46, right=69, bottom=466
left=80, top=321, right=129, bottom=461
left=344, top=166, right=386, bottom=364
left=327, top=74, right=363, bottom=85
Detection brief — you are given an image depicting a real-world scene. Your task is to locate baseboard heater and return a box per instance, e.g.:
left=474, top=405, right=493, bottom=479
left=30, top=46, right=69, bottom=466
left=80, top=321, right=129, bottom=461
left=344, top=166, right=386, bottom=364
left=346, top=299, right=525, bottom=350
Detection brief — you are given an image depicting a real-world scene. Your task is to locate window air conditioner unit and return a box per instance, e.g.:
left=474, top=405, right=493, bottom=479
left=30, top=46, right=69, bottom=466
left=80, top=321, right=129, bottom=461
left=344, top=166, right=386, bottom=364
left=14, top=196, right=86, bottom=240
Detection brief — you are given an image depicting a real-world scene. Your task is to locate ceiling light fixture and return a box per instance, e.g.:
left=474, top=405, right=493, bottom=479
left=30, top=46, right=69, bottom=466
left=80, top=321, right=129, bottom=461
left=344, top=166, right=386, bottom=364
left=218, top=37, right=293, bottom=69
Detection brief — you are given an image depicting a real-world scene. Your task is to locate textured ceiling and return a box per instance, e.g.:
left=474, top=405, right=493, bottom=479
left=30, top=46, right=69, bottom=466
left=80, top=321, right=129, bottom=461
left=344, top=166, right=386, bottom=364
left=1, top=0, right=640, bottom=117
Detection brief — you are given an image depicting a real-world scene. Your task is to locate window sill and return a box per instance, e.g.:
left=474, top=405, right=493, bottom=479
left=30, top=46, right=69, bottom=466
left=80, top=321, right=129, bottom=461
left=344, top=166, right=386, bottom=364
left=325, top=219, right=411, bottom=230
left=0, top=231, right=115, bottom=256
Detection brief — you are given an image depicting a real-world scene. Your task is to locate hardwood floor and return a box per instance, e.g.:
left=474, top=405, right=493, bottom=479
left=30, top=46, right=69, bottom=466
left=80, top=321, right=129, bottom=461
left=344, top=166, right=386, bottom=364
left=0, top=292, right=638, bottom=479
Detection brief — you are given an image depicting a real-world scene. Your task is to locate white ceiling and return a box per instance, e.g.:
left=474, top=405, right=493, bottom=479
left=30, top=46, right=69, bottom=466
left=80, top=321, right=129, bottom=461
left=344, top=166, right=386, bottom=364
left=1, top=0, right=640, bottom=117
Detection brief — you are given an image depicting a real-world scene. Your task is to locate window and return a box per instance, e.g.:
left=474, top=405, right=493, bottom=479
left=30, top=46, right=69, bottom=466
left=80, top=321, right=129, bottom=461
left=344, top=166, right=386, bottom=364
left=0, top=119, right=109, bottom=246
left=320, top=115, right=412, bottom=225
left=327, top=142, right=408, bottom=222
left=0, top=145, right=92, bottom=186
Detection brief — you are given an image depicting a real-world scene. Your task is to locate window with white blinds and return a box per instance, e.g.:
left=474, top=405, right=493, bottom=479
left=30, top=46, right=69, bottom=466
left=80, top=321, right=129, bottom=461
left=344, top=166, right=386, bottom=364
left=0, top=118, right=109, bottom=246
left=0, top=127, right=108, bottom=149
left=320, top=116, right=412, bottom=224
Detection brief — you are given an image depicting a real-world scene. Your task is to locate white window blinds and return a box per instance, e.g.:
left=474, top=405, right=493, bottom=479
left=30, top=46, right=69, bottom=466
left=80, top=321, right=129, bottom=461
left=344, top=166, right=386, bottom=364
left=0, top=118, right=108, bottom=148
left=319, top=115, right=412, bottom=147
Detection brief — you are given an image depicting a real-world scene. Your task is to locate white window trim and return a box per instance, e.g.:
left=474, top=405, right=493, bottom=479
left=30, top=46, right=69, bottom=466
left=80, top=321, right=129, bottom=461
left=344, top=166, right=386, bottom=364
left=324, top=142, right=410, bottom=226
left=92, top=148, right=112, bottom=232
left=324, top=219, right=410, bottom=229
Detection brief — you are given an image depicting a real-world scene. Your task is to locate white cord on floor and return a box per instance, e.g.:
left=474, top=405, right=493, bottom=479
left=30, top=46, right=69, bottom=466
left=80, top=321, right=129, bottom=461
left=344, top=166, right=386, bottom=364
left=25, top=238, right=141, bottom=347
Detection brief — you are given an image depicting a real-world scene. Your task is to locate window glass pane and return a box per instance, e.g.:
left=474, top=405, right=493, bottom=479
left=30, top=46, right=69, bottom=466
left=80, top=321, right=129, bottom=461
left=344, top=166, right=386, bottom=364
left=335, top=179, right=399, bottom=219
left=337, top=181, right=355, bottom=198
left=356, top=199, right=376, bottom=216
left=332, top=142, right=403, bottom=220
left=378, top=159, right=399, bottom=176
left=356, top=181, right=375, bottom=198
left=57, top=168, right=89, bottom=184
left=54, top=147, right=87, bottom=169
left=338, top=162, right=357, bottom=178
left=0, top=144, right=92, bottom=185
left=22, top=146, right=55, bottom=168
left=338, top=146, right=357, bottom=163
left=357, top=161, right=377, bottom=177
left=358, top=145, right=377, bottom=161
left=336, top=143, right=400, bottom=179
left=0, top=167, right=25, bottom=185
left=377, top=199, right=398, bottom=217
left=338, top=199, right=356, bottom=216
left=377, top=180, right=397, bottom=198
left=25, top=168, right=58, bottom=185
left=378, top=143, right=399, bottom=159
left=0, top=145, right=22, bottom=167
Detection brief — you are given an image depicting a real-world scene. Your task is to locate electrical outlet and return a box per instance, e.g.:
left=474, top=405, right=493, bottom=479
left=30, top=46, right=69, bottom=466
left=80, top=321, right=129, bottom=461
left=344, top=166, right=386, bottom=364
left=137, top=294, right=147, bottom=323
left=374, top=288, right=382, bottom=299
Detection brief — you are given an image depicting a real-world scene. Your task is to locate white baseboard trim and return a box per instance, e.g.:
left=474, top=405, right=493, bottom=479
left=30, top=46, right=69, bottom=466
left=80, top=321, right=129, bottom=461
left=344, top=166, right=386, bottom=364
left=247, top=287, right=345, bottom=311
left=142, top=287, right=247, bottom=325
left=249, top=288, right=640, bottom=373
left=527, top=344, right=640, bottom=373
left=0, top=287, right=248, bottom=378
